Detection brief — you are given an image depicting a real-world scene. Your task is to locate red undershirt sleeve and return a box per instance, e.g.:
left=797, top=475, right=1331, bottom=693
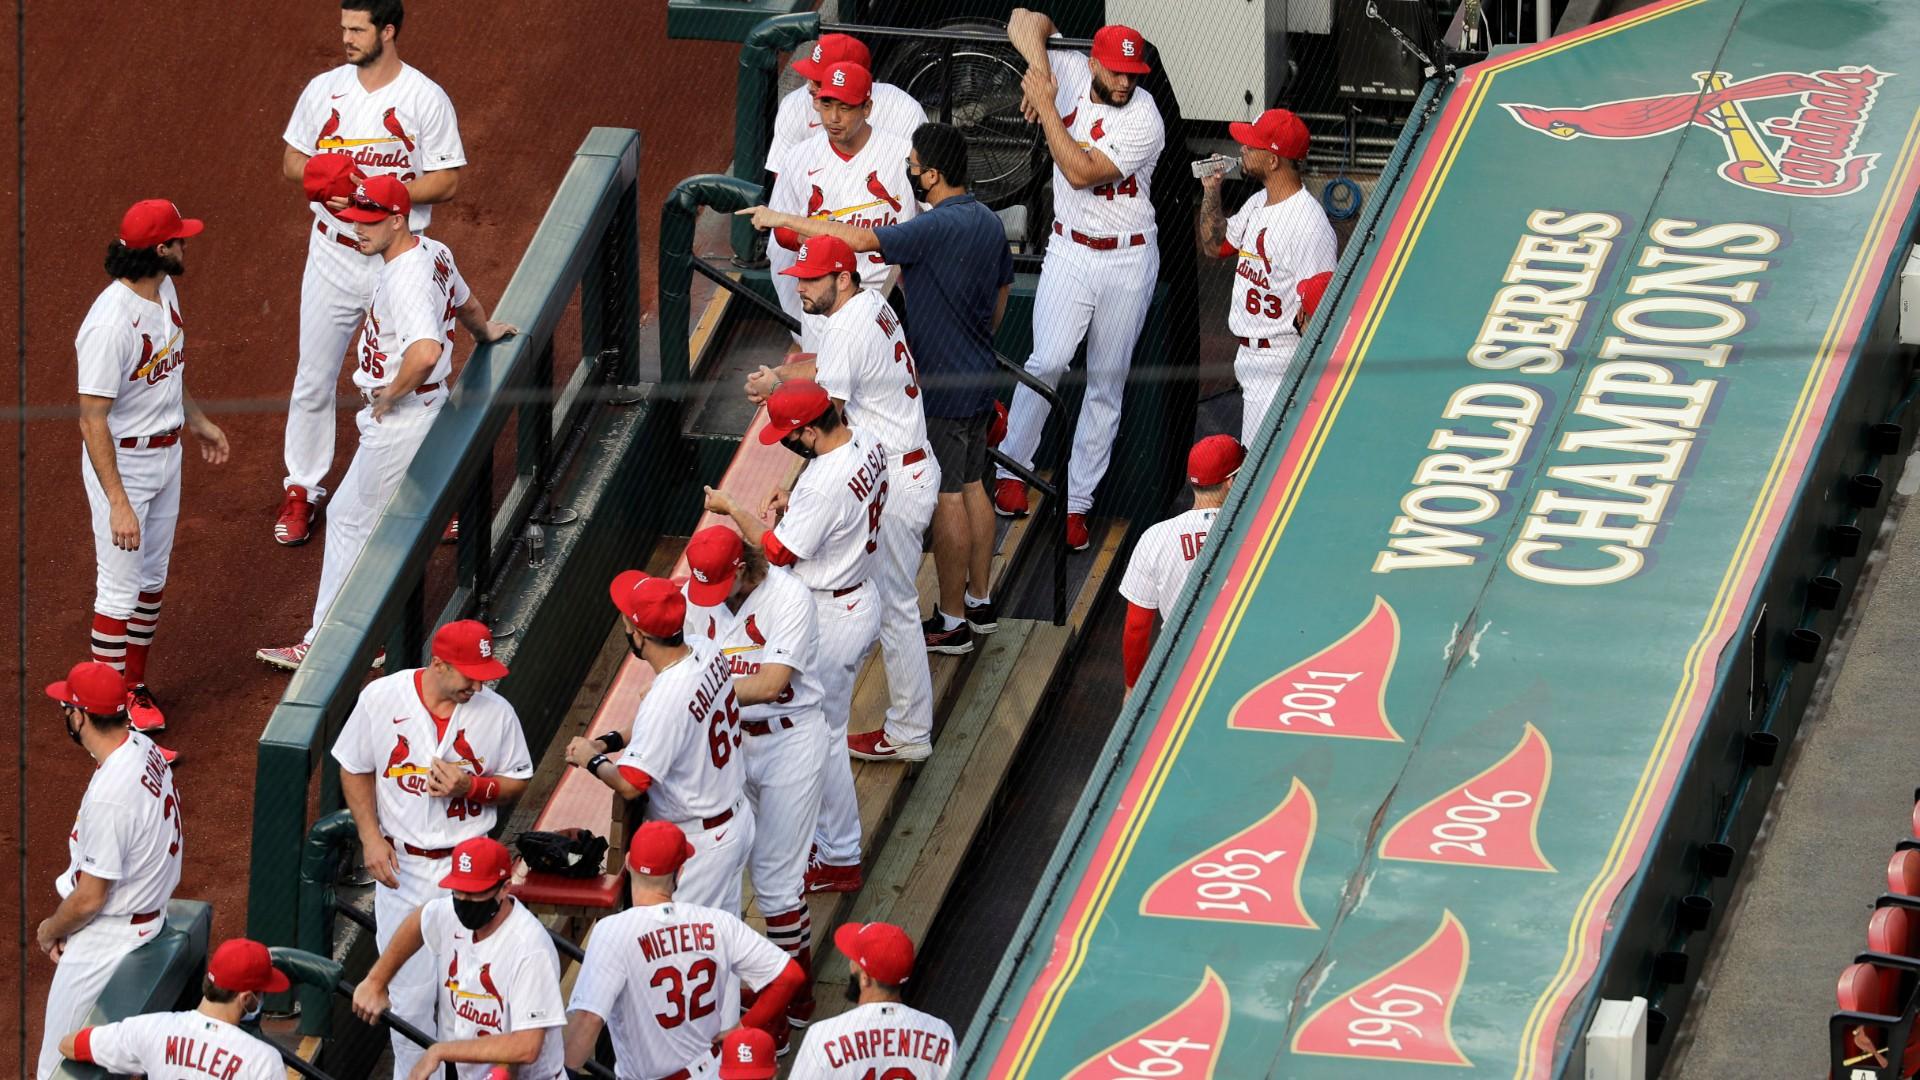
left=740, top=960, right=806, bottom=1031
left=762, top=530, right=797, bottom=567
left=1217, top=240, right=1236, bottom=259
left=616, top=766, right=653, bottom=794
left=1124, top=602, right=1157, bottom=689
left=72, top=1028, right=95, bottom=1063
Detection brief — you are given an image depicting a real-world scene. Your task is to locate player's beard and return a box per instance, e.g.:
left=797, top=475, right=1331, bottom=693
left=843, top=973, right=862, bottom=1004
left=161, top=250, right=186, bottom=277
left=1092, top=72, right=1133, bottom=108
left=352, top=36, right=385, bottom=68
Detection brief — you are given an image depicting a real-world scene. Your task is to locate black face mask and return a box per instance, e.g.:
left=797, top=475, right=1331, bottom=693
left=844, top=972, right=863, bottom=1003
left=60, top=707, right=84, bottom=748
left=452, top=894, right=502, bottom=932
left=627, top=636, right=647, bottom=661
left=909, top=168, right=930, bottom=199
left=782, top=434, right=817, bottom=460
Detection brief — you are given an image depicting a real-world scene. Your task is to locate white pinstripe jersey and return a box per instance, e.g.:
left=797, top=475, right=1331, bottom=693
left=770, top=128, right=919, bottom=299
left=1224, top=187, right=1337, bottom=341
left=355, top=236, right=470, bottom=393
left=1044, top=47, right=1164, bottom=237
left=1120, top=507, right=1219, bottom=613
left=767, top=82, right=927, bottom=175
left=814, top=289, right=928, bottom=461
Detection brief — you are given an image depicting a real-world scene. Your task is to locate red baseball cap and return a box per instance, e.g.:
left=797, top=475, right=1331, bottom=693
left=1188, top=434, right=1246, bottom=487
left=685, top=526, right=746, bottom=607
left=719, top=1026, right=778, bottom=1079
left=1090, top=25, right=1151, bottom=75
left=836, top=921, right=915, bottom=984
left=439, top=836, right=512, bottom=892
left=817, top=61, right=873, bottom=106
left=208, top=938, right=292, bottom=994
left=610, top=570, right=687, bottom=638
left=780, top=235, right=859, bottom=280
left=758, top=378, right=835, bottom=445
left=432, top=619, right=510, bottom=681
left=45, top=661, right=128, bottom=715
left=1296, top=271, right=1334, bottom=324
left=302, top=153, right=365, bottom=204
left=793, top=33, right=872, bottom=82
left=336, top=174, right=412, bottom=223
left=119, top=199, right=204, bottom=249
left=1230, top=108, right=1310, bottom=159
left=626, top=820, right=695, bottom=876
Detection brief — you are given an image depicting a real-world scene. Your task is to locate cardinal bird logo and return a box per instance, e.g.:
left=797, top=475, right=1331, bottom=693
left=1090, top=117, right=1106, bottom=142
left=806, top=184, right=826, bottom=218
left=478, top=963, right=502, bottom=1003
left=1503, top=67, right=1889, bottom=198
left=744, top=614, right=766, bottom=646
left=1061, top=107, right=1078, bottom=129
left=168, top=305, right=183, bottom=329
left=129, top=334, right=154, bottom=382
left=382, top=107, right=415, bottom=152
left=316, top=108, right=342, bottom=146
left=1254, top=228, right=1271, bottom=273
left=865, top=172, right=901, bottom=213
left=449, top=730, right=484, bottom=772
left=705, top=616, right=717, bottom=640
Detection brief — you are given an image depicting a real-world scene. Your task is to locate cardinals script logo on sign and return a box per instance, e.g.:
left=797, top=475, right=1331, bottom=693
left=1504, top=67, right=1892, bottom=198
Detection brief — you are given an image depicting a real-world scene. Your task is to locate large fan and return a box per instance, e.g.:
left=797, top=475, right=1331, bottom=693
left=876, top=19, right=1043, bottom=210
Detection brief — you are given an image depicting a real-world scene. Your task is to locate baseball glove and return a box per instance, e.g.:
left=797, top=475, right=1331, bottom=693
left=514, top=828, right=609, bottom=878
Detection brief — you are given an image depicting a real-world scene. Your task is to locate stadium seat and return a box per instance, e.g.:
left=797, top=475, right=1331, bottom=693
left=1875, top=907, right=1920, bottom=959
left=1889, top=850, right=1920, bottom=897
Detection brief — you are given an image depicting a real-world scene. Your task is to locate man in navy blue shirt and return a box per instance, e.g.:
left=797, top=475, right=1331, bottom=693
left=740, top=122, right=1015, bottom=655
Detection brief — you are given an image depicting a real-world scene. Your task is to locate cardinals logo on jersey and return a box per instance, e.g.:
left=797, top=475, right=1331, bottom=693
left=807, top=184, right=826, bottom=218
left=447, top=729, right=485, bottom=773
left=383, top=734, right=431, bottom=793
left=444, top=955, right=506, bottom=1029
left=129, top=330, right=184, bottom=386
left=1504, top=66, right=1889, bottom=198
left=1062, top=107, right=1079, bottom=129
left=744, top=614, right=766, bottom=645
left=1254, top=229, right=1271, bottom=273
left=1090, top=117, right=1106, bottom=142
left=316, top=108, right=342, bottom=145
left=865, top=171, right=902, bottom=212
left=382, top=107, right=416, bottom=152
left=168, top=304, right=183, bottom=329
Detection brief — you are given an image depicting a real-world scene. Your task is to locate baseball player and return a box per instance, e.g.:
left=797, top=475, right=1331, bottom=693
left=571, top=572, right=755, bottom=916
left=703, top=379, right=886, bottom=895
left=767, top=62, right=918, bottom=349
left=994, top=12, right=1165, bottom=552
left=739, top=236, right=939, bottom=762
left=58, top=937, right=290, bottom=1080
left=352, top=836, right=566, bottom=1080
left=36, top=661, right=185, bottom=1080
left=78, top=198, right=230, bottom=758
left=257, top=175, right=515, bottom=671
left=767, top=35, right=926, bottom=177
left=1295, top=269, right=1334, bottom=334
left=719, top=1027, right=780, bottom=1080
left=563, top=821, right=806, bottom=1079
left=1197, top=108, right=1338, bottom=444
left=277, top=0, right=465, bottom=545
left=327, top=619, right=534, bottom=1079
left=1119, top=435, right=1245, bottom=690
left=789, top=922, right=954, bottom=1079
left=677, top=525, right=827, bottom=1021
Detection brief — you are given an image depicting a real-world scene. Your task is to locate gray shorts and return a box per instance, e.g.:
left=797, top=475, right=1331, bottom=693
left=928, top=409, right=994, bottom=493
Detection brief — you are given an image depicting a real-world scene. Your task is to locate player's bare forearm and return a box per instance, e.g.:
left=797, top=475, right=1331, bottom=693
left=77, top=399, right=130, bottom=509
left=455, top=296, right=518, bottom=345
left=562, top=1010, right=606, bottom=1069
left=1007, top=8, right=1057, bottom=70
left=282, top=145, right=310, bottom=184
left=384, top=341, right=441, bottom=400
left=407, top=168, right=460, bottom=206
left=367, top=908, right=426, bottom=986
left=430, top=1028, right=545, bottom=1067
left=1043, top=121, right=1121, bottom=189
left=776, top=356, right=819, bottom=385
left=735, top=663, right=795, bottom=707
left=340, top=771, right=385, bottom=846
left=705, top=486, right=772, bottom=548
left=42, top=874, right=108, bottom=941
left=798, top=216, right=881, bottom=252
left=1197, top=183, right=1228, bottom=256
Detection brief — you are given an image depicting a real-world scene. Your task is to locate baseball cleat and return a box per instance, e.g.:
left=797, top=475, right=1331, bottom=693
left=126, top=684, right=166, bottom=733
left=804, top=854, right=863, bottom=894
left=275, top=486, right=316, bottom=546
left=371, top=650, right=386, bottom=670
left=966, top=598, right=999, bottom=634
left=993, top=477, right=1029, bottom=517
left=848, top=729, right=932, bottom=762
left=256, top=642, right=309, bottom=671
left=922, top=613, right=974, bottom=655
left=1066, top=512, right=1091, bottom=552
left=441, top=517, right=460, bottom=544
left=786, top=997, right=816, bottom=1029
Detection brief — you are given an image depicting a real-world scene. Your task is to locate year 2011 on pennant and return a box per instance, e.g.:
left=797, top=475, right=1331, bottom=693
left=1229, top=597, right=1401, bottom=740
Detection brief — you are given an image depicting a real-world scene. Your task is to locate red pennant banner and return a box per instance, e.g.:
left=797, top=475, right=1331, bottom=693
left=1063, top=968, right=1231, bottom=1080
left=1140, top=778, right=1318, bottom=927
left=1380, top=724, right=1555, bottom=871
left=1291, top=911, right=1472, bottom=1066
left=1229, top=597, right=1402, bottom=740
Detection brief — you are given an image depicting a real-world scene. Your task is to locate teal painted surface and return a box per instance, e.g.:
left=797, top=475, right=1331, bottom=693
left=964, top=1, right=1920, bottom=1076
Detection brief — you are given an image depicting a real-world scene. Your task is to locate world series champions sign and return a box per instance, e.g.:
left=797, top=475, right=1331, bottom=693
left=966, top=0, right=1920, bottom=1076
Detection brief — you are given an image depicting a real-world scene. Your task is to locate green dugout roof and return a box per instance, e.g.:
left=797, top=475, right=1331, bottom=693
left=964, top=0, right=1920, bottom=1075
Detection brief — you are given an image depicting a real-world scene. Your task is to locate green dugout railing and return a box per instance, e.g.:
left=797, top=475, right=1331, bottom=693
left=246, top=128, right=643, bottom=991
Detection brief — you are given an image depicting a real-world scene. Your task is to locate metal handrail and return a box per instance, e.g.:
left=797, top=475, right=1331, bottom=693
left=688, top=251, right=1069, bottom=625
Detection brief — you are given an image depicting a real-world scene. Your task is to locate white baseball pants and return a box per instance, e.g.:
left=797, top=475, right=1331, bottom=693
left=1236, top=340, right=1300, bottom=446
left=876, top=455, right=940, bottom=745
left=83, top=443, right=180, bottom=619
left=374, top=851, right=450, bottom=1080
left=36, top=912, right=166, bottom=1079
left=997, top=236, right=1159, bottom=514
left=286, top=227, right=381, bottom=498
left=810, top=585, right=881, bottom=865
left=302, top=393, right=443, bottom=644
left=743, top=715, right=827, bottom=920
left=670, top=799, right=756, bottom=917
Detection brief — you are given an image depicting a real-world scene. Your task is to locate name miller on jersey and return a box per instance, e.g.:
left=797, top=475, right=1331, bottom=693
left=819, top=1026, right=954, bottom=1069
left=161, top=1036, right=254, bottom=1079
left=635, top=921, right=718, bottom=963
